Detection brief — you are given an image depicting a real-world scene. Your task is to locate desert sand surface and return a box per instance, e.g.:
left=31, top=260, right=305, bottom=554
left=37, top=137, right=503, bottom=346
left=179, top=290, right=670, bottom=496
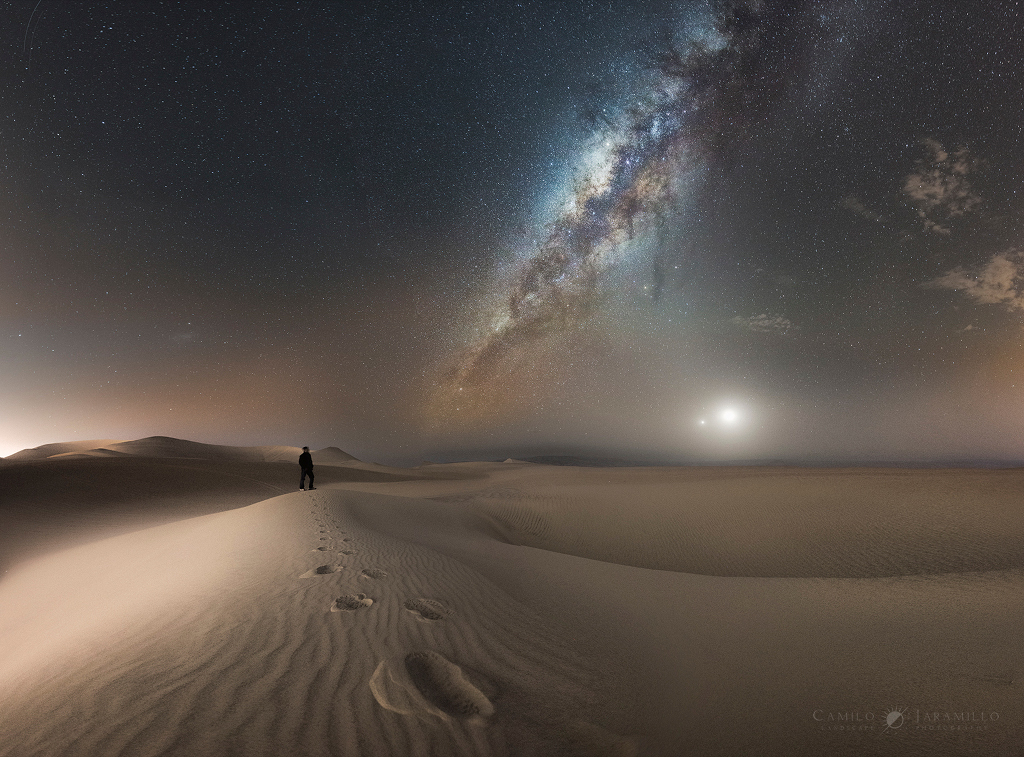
left=1, top=438, right=1022, bottom=755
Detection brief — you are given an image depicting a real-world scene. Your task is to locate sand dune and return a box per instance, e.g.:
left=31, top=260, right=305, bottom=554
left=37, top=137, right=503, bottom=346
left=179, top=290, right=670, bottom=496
left=330, top=463, right=1024, bottom=577
left=6, top=436, right=359, bottom=466
left=316, top=446, right=360, bottom=464
left=0, top=490, right=632, bottom=756
left=0, top=453, right=436, bottom=579
left=1, top=447, right=1022, bottom=755
left=4, top=440, right=125, bottom=461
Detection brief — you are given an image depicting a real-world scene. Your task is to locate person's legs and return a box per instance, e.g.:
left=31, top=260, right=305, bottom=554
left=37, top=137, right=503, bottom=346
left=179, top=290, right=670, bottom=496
left=299, top=470, right=308, bottom=490
left=308, top=470, right=315, bottom=490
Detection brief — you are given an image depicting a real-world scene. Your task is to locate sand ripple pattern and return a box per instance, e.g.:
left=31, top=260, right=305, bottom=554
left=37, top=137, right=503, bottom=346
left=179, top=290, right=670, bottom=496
left=0, top=489, right=630, bottom=757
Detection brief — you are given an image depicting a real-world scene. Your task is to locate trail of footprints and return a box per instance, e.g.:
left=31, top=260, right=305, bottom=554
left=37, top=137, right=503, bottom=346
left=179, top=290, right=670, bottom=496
left=304, top=500, right=486, bottom=720
left=305, top=503, right=444, bottom=619
left=304, top=499, right=636, bottom=752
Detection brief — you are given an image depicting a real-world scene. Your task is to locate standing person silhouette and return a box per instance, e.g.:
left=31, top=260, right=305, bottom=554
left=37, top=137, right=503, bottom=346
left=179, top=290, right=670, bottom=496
left=299, top=446, right=315, bottom=490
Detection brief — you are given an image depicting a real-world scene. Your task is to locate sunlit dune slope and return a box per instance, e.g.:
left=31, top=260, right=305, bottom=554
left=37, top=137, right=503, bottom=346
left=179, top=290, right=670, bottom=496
left=0, top=454, right=447, bottom=577
left=0, top=490, right=636, bottom=757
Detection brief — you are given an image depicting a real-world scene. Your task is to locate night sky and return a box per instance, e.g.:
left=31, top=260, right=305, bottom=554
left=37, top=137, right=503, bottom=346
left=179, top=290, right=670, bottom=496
left=3, top=0, right=1024, bottom=464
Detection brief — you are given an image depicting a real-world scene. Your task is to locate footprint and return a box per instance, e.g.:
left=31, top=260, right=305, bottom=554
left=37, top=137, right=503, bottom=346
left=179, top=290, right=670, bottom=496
left=403, top=598, right=451, bottom=621
left=332, top=593, right=373, bottom=612
left=340, top=549, right=357, bottom=555
left=370, top=652, right=494, bottom=721
left=360, top=568, right=388, bottom=580
left=315, top=546, right=330, bottom=551
left=405, top=652, right=494, bottom=718
left=300, top=565, right=339, bottom=578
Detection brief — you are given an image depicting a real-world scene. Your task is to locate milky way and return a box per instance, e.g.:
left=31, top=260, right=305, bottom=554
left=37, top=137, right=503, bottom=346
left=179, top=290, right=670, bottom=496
left=7, top=0, right=1024, bottom=463
left=438, top=1, right=797, bottom=415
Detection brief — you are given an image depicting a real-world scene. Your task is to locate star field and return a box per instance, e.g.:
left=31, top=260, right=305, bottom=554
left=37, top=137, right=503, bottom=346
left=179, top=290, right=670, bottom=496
left=3, top=1, right=1024, bottom=463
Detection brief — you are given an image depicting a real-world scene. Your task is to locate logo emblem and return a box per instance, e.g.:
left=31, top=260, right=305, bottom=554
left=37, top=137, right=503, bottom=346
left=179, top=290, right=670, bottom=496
left=883, top=707, right=907, bottom=732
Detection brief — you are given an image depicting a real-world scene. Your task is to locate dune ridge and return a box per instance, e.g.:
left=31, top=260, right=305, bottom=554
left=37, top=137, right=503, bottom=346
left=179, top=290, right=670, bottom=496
left=0, top=490, right=635, bottom=757
left=5, top=436, right=358, bottom=465
left=4, top=440, right=125, bottom=461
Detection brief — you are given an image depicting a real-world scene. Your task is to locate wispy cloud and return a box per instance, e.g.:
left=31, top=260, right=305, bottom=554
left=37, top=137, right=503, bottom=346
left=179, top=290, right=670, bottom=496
left=903, top=138, right=981, bottom=234
left=731, top=313, right=799, bottom=334
left=925, top=250, right=1024, bottom=310
left=841, top=195, right=884, bottom=222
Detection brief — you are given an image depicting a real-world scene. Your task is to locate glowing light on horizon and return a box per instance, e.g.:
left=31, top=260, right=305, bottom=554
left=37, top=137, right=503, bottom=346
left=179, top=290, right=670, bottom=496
left=695, top=403, right=749, bottom=431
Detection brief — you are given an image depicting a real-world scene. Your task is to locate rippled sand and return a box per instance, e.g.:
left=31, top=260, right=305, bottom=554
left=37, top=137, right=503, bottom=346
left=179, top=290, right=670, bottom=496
left=1, top=441, right=1021, bottom=755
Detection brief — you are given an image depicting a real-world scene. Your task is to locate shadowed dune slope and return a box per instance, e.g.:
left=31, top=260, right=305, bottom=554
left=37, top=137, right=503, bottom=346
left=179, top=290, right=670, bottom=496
left=0, top=490, right=635, bottom=757
left=0, top=456, right=449, bottom=576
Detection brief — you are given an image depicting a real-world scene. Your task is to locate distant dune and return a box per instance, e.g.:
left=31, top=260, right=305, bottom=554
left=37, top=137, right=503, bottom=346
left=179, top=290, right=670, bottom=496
left=5, top=436, right=358, bottom=465
left=1, top=439, right=1022, bottom=755
left=4, top=439, right=125, bottom=461
left=313, top=445, right=359, bottom=464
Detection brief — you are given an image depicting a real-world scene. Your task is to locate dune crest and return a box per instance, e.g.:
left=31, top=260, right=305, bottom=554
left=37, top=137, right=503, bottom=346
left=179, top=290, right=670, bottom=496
left=6, top=436, right=358, bottom=465
left=4, top=440, right=124, bottom=461
left=0, top=489, right=632, bottom=756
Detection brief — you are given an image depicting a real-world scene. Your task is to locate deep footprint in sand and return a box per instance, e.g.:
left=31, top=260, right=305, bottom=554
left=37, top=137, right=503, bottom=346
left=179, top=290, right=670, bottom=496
left=340, top=549, right=356, bottom=555
left=359, top=568, right=388, bottom=580
left=403, top=598, right=452, bottom=621
left=331, top=593, right=373, bottom=612
left=405, top=651, right=494, bottom=719
left=370, top=651, right=494, bottom=721
left=300, top=565, right=340, bottom=578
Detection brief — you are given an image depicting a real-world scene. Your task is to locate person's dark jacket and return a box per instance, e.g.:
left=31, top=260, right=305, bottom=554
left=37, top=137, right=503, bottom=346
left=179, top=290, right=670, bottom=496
left=299, top=451, right=313, bottom=470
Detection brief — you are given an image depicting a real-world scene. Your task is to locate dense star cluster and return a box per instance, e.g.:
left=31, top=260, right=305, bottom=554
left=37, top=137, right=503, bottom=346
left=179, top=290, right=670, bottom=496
left=3, top=1, right=1024, bottom=463
left=441, top=1, right=798, bottom=403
